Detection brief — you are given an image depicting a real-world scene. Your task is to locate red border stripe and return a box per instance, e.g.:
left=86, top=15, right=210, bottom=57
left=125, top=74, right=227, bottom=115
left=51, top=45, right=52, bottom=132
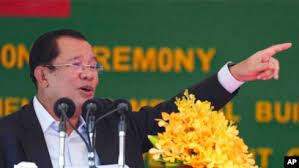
left=0, top=0, right=70, bottom=18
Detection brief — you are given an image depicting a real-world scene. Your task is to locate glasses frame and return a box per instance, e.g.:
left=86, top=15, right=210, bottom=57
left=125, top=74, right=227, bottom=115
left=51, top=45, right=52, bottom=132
left=44, top=62, right=104, bottom=74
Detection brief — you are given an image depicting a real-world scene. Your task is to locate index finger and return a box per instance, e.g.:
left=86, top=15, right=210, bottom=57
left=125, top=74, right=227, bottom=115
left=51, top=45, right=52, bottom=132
left=261, top=43, right=292, bottom=62
left=264, top=43, right=292, bottom=55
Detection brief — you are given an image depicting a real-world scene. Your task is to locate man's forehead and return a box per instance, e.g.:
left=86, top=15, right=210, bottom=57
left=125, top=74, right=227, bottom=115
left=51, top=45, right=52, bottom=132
left=65, top=55, right=97, bottom=62
left=55, top=36, right=95, bottom=61
left=56, top=36, right=90, bottom=48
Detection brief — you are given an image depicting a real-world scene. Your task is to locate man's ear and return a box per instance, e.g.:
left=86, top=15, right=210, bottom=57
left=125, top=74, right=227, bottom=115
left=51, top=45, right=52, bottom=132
left=34, top=66, right=49, bottom=88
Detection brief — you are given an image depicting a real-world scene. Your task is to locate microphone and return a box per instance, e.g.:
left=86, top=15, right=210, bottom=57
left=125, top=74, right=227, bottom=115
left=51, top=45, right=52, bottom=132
left=54, top=97, right=76, bottom=119
left=82, top=99, right=105, bottom=118
left=82, top=99, right=104, bottom=168
left=114, top=99, right=132, bottom=115
left=94, top=99, right=131, bottom=125
left=83, top=99, right=99, bottom=137
left=82, top=99, right=104, bottom=143
left=53, top=97, right=75, bottom=168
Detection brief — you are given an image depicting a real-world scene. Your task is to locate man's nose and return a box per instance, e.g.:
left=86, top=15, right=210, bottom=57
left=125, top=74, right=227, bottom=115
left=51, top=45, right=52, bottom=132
left=79, top=69, right=95, bottom=80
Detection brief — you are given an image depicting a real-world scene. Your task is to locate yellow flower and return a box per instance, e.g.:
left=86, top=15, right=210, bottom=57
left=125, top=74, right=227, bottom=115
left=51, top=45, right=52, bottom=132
left=149, top=90, right=258, bottom=168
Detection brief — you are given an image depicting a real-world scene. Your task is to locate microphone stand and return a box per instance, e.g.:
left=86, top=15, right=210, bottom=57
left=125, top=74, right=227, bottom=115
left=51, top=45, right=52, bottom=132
left=87, top=114, right=96, bottom=168
left=118, top=113, right=126, bottom=168
left=91, top=100, right=130, bottom=167
left=88, top=115, right=96, bottom=149
left=59, top=114, right=66, bottom=168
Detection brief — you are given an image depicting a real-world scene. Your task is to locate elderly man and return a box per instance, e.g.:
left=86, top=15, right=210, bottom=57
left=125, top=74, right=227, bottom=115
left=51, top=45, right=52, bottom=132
left=0, top=29, right=291, bottom=168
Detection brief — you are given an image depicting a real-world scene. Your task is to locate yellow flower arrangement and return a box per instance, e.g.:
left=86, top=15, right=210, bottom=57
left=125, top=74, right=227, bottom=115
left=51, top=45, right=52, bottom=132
left=148, top=90, right=257, bottom=168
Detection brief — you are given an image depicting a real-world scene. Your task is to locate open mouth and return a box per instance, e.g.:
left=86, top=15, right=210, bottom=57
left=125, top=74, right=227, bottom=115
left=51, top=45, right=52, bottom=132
left=79, top=85, right=94, bottom=93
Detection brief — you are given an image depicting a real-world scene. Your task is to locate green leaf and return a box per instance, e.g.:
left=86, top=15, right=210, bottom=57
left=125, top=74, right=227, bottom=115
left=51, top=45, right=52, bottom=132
left=148, top=135, right=158, bottom=147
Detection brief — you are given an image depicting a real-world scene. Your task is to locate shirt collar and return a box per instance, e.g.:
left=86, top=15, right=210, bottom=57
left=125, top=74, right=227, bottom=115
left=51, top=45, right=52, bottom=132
left=77, top=116, right=87, bottom=133
left=33, top=96, right=56, bottom=133
left=33, top=96, right=87, bottom=133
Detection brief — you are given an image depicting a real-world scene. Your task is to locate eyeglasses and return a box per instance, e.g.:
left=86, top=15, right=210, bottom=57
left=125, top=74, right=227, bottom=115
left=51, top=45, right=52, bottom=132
left=44, top=62, right=104, bottom=74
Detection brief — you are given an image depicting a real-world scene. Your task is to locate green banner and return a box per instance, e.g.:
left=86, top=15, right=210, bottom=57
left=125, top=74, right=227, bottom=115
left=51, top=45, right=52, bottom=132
left=0, top=1, right=298, bottom=167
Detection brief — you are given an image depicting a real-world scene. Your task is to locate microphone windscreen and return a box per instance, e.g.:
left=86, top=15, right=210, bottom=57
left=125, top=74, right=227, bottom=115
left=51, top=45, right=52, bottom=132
left=82, top=98, right=104, bottom=115
left=114, top=99, right=132, bottom=113
left=54, top=97, right=76, bottom=118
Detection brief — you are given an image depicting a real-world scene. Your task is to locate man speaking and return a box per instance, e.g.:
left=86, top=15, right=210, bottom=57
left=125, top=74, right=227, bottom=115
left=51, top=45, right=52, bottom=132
left=0, top=29, right=291, bottom=167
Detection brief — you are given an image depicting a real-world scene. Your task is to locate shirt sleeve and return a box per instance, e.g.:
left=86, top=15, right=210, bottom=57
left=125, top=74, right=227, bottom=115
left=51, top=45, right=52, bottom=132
left=217, top=62, right=244, bottom=93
